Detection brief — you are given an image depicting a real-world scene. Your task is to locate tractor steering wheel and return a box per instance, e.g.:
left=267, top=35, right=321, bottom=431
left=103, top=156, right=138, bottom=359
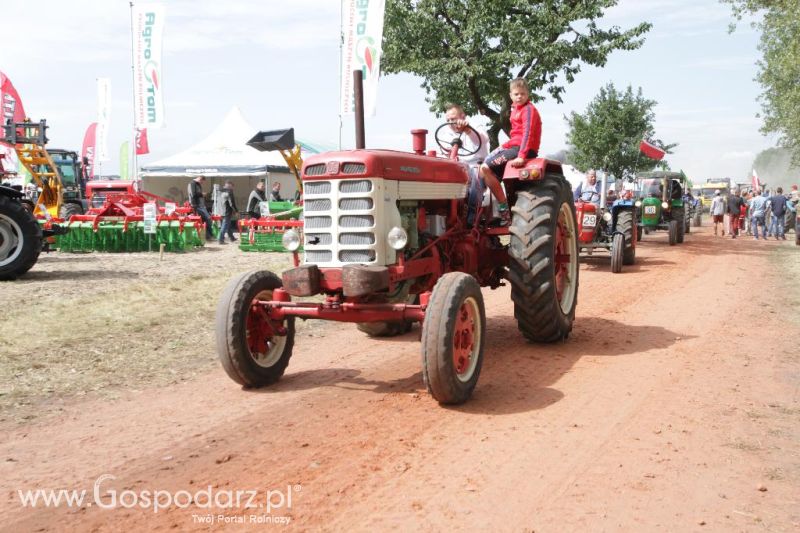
left=434, top=122, right=483, bottom=159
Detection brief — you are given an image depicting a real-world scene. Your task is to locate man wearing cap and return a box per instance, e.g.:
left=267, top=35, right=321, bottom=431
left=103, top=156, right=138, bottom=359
left=709, top=189, right=726, bottom=236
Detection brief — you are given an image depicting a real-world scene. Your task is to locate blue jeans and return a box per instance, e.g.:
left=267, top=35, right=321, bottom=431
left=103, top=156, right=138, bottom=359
left=195, top=205, right=214, bottom=239
left=219, top=214, right=238, bottom=243
left=773, top=214, right=785, bottom=238
left=752, top=215, right=765, bottom=238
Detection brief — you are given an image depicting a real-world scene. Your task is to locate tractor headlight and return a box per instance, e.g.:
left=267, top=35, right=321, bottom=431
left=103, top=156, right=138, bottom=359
left=602, top=211, right=612, bottom=222
left=387, top=226, right=408, bottom=250
left=634, top=200, right=642, bottom=208
left=661, top=201, right=669, bottom=209
left=282, top=229, right=301, bottom=251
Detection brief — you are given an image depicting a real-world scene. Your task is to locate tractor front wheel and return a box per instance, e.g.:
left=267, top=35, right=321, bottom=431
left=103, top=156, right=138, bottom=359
left=617, top=210, right=636, bottom=265
left=637, top=225, right=643, bottom=241
left=674, top=208, right=686, bottom=243
left=611, top=233, right=624, bottom=273
left=421, top=272, right=486, bottom=405
left=215, top=270, right=295, bottom=387
left=60, top=202, right=83, bottom=221
left=508, top=177, right=579, bottom=342
left=694, top=213, right=702, bottom=227
left=0, top=195, right=43, bottom=281
left=668, top=220, right=678, bottom=246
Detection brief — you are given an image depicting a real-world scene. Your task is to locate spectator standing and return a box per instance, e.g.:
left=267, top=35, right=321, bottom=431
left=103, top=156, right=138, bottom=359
left=749, top=190, right=769, bottom=240
left=188, top=175, right=214, bottom=240
left=218, top=180, right=239, bottom=244
left=726, top=188, right=744, bottom=238
left=270, top=182, right=283, bottom=202
left=709, top=190, right=726, bottom=236
left=768, top=187, right=788, bottom=240
left=247, top=181, right=268, bottom=218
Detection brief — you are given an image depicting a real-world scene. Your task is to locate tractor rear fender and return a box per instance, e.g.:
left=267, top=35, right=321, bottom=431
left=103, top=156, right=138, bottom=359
left=0, top=184, right=24, bottom=200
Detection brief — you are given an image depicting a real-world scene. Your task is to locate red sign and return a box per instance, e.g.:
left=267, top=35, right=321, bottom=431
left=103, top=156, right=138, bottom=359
left=135, top=128, right=150, bottom=155
left=639, top=139, right=666, bottom=160
left=81, top=123, right=98, bottom=179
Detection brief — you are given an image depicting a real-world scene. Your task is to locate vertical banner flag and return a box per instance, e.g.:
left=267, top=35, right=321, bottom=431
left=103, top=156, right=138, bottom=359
left=340, top=0, right=386, bottom=117
left=81, top=122, right=98, bottom=179
left=639, top=139, right=666, bottom=160
left=0, top=71, right=27, bottom=175
left=135, top=127, right=150, bottom=155
left=752, top=168, right=760, bottom=191
left=119, top=141, right=130, bottom=181
left=132, top=3, right=166, bottom=128
left=96, top=78, right=111, bottom=162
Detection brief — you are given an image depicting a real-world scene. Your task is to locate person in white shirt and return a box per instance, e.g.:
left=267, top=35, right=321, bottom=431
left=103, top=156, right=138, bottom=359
left=709, top=189, right=726, bottom=236
left=439, top=103, right=490, bottom=226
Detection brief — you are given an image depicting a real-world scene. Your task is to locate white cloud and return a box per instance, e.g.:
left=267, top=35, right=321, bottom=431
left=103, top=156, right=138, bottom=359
left=722, top=150, right=755, bottom=160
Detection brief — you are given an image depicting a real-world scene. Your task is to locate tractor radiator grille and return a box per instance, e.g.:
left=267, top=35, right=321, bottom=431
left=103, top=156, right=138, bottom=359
left=304, top=216, right=332, bottom=229
left=339, top=180, right=372, bottom=194
left=339, top=250, right=375, bottom=263
left=304, top=181, right=331, bottom=194
left=305, top=233, right=332, bottom=245
left=306, top=250, right=333, bottom=263
left=339, top=232, right=375, bottom=245
left=341, top=163, right=366, bottom=175
left=304, top=164, right=325, bottom=176
left=304, top=199, right=331, bottom=211
left=340, top=215, right=374, bottom=228
left=339, top=198, right=373, bottom=210
left=302, top=178, right=379, bottom=266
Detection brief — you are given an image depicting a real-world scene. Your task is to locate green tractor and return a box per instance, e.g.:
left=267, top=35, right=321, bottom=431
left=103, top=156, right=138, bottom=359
left=634, top=171, right=689, bottom=246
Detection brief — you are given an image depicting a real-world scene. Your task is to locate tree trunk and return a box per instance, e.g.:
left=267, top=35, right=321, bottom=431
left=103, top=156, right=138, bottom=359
left=484, top=101, right=512, bottom=151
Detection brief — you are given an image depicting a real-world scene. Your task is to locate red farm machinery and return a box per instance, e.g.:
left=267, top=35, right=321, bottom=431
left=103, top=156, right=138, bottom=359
left=216, top=97, right=580, bottom=404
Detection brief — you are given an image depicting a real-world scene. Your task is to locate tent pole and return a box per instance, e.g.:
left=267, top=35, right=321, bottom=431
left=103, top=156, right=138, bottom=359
left=129, top=1, right=139, bottom=184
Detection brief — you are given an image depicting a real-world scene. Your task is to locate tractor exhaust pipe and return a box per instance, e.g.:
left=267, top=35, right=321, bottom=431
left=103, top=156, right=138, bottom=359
left=353, top=70, right=365, bottom=149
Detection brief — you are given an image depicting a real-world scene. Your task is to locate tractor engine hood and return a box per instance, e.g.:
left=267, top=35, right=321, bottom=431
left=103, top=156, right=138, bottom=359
left=301, top=150, right=469, bottom=185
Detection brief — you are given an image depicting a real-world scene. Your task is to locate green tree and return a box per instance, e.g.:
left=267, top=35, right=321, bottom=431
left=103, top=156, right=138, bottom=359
left=565, top=83, right=675, bottom=180
left=382, top=0, right=651, bottom=148
left=724, top=0, right=800, bottom=164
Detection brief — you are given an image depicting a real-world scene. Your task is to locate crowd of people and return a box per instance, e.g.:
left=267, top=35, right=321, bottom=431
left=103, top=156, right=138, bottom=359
left=711, top=185, right=798, bottom=240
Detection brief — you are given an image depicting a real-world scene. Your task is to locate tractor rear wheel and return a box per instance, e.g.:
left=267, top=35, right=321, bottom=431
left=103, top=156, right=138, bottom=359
left=668, top=219, right=678, bottom=246
left=508, top=177, right=578, bottom=342
left=610, top=233, right=624, bottom=273
left=215, top=270, right=295, bottom=387
left=0, top=195, right=43, bottom=281
left=60, top=202, right=83, bottom=221
left=674, top=208, right=685, bottom=243
left=421, top=272, right=485, bottom=405
left=617, top=210, right=636, bottom=265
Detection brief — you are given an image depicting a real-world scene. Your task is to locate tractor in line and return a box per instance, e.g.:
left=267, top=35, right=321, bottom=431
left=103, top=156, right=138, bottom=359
left=574, top=176, right=637, bottom=273
left=634, top=171, right=690, bottom=246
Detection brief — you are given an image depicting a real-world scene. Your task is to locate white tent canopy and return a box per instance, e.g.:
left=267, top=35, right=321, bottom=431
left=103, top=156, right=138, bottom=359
left=139, top=107, right=323, bottom=211
left=141, top=106, right=308, bottom=177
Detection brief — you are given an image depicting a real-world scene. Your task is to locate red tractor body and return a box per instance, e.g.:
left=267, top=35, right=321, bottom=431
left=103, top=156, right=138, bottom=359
left=575, top=201, right=599, bottom=244
left=216, top=130, right=580, bottom=405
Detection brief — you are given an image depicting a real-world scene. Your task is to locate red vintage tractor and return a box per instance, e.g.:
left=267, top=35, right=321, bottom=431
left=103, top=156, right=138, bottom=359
left=216, top=126, right=579, bottom=405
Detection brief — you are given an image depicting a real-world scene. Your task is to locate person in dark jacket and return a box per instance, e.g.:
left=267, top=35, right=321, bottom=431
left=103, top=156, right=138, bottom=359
left=726, top=189, right=745, bottom=238
left=218, top=180, right=238, bottom=244
left=187, top=175, right=213, bottom=239
left=769, top=187, right=788, bottom=240
left=247, top=181, right=268, bottom=218
left=270, top=182, right=283, bottom=202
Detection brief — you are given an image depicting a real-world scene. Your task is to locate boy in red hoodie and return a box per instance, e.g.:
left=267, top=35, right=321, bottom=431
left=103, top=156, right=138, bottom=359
left=479, top=78, right=542, bottom=224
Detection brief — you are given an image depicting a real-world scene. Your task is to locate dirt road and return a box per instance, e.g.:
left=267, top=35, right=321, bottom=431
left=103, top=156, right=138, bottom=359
left=1, top=227, right=798, bottom=531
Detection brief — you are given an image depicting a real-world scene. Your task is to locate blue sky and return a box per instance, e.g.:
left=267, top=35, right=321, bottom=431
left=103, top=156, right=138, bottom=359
left=0, top=0, right=768, bottom=181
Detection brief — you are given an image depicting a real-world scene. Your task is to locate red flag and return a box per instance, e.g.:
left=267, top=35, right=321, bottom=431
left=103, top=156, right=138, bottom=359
left=751, top=168, right=760, bottom=191
left=0, top=71, right=27, bottom=174
left=135, top=128, right=150, bottom=155
left=81, top=123, right=98, bottom=179
left=639, top=139, right=666, bottom=160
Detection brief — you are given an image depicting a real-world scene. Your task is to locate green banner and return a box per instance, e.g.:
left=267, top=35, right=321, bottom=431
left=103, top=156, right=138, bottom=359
left=119, top=141, right=129, bottom=181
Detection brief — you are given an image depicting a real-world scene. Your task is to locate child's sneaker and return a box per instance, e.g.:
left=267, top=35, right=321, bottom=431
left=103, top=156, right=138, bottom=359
left=497, top=203, right=511, bottom=226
